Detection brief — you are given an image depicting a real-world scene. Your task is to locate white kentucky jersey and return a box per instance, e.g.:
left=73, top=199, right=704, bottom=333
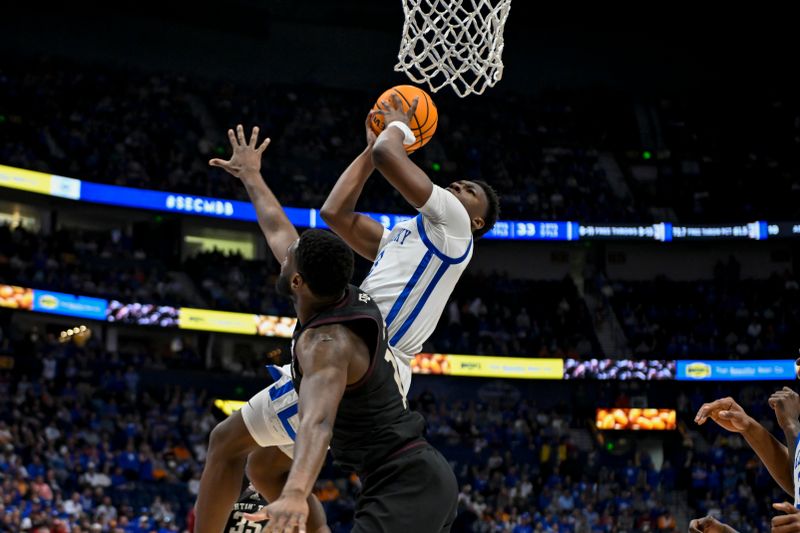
left=794, top=433, right=800, bottom=508
left=360, top=185, right=473, bottom=360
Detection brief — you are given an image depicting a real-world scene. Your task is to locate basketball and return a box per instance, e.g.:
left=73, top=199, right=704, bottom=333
left=370, top=85, right=438, bottom=154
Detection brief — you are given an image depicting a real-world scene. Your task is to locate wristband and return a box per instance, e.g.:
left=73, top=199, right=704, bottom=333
left=386, top=121, right=416, bottom=146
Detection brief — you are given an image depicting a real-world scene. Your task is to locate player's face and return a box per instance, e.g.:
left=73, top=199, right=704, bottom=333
left=446, top=180, right=489, bottom=231
left=795, top=357, right=800, bottom=379
left=276, top=239, right=300, bottom=297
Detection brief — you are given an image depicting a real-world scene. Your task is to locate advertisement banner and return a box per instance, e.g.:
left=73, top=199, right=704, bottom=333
left=82, top=182, right=243, bottom=219
left=80, top=182, right=314, bottom=227
left=579, top=223, right=672, bottom=242
left=179, top=307, right=257, bottom=335
left=596, top=408, right=677, bottom=430
left=411, top=353, right=563, bottom=379
left=677, top=360, right=796, bottom=381
left=563, top=359, right=676, bottom=380
left=107, top=301, right=179, bottom=327
left=214, top=399, right=247, bottom=416
left=32, top=290, right=107, bottom=320
left=255, top=315, right=296, bottom=338
left=0, top=162, right=795, bottom=244
left=0, top=284, right=34, bottom=310
left=0, top=165, right=53, bottom=195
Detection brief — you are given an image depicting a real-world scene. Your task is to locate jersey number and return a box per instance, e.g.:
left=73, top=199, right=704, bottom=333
left=384, top=349, right=408, bottom=409
left=228, top=512, right=263, bottom=533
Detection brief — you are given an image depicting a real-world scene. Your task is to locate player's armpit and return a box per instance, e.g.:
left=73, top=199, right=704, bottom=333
left=321, top=211, right=385, bottom=262
left=371, top=127, right=434, bottom=209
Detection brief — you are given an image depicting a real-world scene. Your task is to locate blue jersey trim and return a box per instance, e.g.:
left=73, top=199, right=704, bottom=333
left=278, top=404, right=298, bottom=441
left=794, top=431, right=800, bottom=508
left=390, top=260, right=450, bottom=346
left=416, top=215, right=472, bottom=265
left=266, top=365, right=283, bottom=381
left=269, top=380, right=295, bottom=401
left=384, top=250, right=433, bottom=328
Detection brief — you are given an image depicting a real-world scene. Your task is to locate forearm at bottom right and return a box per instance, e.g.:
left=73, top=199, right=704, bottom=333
left=742, top=420, right=793, bottom=495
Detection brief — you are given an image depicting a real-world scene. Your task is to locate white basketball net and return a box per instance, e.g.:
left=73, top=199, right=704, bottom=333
left=394, top=0, right=512, bottom=98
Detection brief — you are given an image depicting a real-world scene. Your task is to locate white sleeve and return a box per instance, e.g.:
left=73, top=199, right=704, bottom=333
left=416, top=185, right=473, bottom=258
left=417, top=185, right=472, bottom=239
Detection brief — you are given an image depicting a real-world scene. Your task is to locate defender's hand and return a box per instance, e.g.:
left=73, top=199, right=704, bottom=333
left=244, top=491, right=309, bottom=533
left=695, top=397, right=753, bottom=434
left=689, top=515, right=737, bottom=533
left=209, top=124, right=271, bottom=180
left=772, top=502, right=800, bottom=533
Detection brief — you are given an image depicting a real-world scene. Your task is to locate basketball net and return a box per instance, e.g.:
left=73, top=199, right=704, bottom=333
left=394, top=0, right=512, bottom=98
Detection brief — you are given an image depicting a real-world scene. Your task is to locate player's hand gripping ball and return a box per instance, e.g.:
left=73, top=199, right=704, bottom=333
left=370, top=85, right=437, bottom=154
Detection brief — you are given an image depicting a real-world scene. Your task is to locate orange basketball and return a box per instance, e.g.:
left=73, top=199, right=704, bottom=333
left=370, top=85, right=438, bottom=154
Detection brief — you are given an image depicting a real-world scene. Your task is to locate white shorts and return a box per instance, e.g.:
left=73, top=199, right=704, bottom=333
left=240, top=348, right=412, bottom=459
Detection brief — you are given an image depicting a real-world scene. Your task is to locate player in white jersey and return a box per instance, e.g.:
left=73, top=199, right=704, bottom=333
left=767, top=386, right=800, bottom=528
left=691, top=379, right=800, bottom=532
left=196, top=99, right=499, bottom=532
left=324, top=105, right=492, bottom=371
left=323, top=97, right=497, bottom=364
